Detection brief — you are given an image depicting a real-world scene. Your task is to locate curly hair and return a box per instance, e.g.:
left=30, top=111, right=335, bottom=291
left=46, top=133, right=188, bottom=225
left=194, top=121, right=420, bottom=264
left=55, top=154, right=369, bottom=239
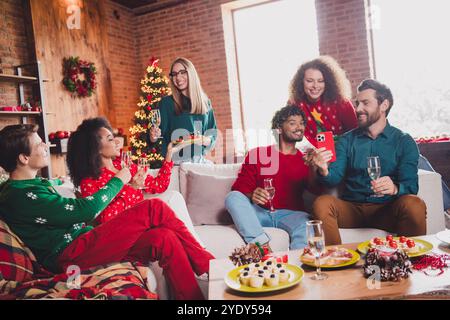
left=289, top=55, right=352, bottom=104
left=271, top=105, right=306, bottom=130
left=66, top=117, right=113, bottom=188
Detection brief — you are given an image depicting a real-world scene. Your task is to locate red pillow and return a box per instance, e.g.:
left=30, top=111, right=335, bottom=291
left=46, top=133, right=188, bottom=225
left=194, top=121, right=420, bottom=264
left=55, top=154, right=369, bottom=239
left=0, top=219, right=35, bottom=282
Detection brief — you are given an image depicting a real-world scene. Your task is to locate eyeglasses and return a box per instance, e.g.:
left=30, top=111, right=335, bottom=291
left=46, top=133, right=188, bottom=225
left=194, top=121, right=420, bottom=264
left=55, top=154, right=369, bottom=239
left=169, top=69, right=188, bottom=78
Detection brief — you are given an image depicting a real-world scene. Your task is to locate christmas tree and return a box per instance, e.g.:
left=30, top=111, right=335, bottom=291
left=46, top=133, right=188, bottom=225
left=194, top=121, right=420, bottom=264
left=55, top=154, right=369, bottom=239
left=129, top=57, right=171, bottom=168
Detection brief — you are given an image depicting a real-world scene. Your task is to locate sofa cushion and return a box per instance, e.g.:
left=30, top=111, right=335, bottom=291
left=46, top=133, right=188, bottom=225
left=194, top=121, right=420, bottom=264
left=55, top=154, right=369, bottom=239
left=185, top=171, right=235, bottom=225
left=0, top=219, right=36, bottom=282
left=179, top=162, right=242, bottom=197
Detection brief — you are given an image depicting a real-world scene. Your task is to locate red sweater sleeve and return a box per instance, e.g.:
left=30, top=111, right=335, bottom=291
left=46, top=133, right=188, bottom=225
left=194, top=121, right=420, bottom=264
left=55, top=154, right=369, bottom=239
left=231, top=151, right=258, bottom=194
left=144, top=160, right=174, bottom=194
left=338, top=99, right=358, bottom=133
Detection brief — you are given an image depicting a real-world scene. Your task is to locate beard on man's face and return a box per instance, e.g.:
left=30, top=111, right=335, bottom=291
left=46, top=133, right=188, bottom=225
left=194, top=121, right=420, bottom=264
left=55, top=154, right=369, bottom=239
left=280, top=129, right=304, bottom=143
left=357, top=108, right=381, bottom=129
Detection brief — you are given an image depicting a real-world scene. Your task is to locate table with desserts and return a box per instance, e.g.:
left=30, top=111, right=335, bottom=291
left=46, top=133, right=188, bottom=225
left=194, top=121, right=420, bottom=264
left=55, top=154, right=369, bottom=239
left=208, top=234, right=450, bottom=300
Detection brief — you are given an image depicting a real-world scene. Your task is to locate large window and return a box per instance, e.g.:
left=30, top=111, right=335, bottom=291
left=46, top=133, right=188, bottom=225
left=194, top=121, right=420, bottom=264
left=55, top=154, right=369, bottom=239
left=233, top=0, right=319, bottom=152
left=370, top=0, right=450, bottom=138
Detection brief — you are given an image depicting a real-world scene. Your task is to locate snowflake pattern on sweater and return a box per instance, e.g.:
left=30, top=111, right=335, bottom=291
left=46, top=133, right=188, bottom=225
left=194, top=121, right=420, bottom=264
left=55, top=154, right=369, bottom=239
left=80, top=160, right=173, bottom=224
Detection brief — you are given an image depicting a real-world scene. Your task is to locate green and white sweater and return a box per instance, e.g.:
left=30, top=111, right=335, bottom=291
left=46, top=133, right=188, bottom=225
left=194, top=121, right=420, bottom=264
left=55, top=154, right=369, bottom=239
left=0, top=177, right=123, bottom=272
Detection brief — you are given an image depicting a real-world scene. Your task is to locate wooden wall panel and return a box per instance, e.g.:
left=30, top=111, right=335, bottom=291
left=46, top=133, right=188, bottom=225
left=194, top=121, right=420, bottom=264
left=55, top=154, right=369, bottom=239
left=29, top=0, right=112, bottom=176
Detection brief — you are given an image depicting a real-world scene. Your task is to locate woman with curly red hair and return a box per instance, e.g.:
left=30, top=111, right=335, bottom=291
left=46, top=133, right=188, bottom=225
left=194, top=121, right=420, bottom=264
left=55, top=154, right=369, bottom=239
left=289, top=55, right=357, bottom=144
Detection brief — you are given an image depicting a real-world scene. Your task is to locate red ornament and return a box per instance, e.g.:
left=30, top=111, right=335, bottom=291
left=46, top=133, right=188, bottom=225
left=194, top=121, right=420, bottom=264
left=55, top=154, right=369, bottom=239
left=49, top=133, right=56, bottom=140
left=141, top=153, right=147, bottom=158
left=146, top=106, right=152, bottom=111
left=147, top=94, right=153, bottom=102
left=151, top=148, right=157, bottom=153
left=56, top=131, right=66, bottom=139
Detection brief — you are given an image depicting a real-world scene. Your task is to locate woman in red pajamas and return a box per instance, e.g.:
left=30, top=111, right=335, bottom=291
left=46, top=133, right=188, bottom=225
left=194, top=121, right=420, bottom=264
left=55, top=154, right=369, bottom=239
left=66, top=117, right=214, bottom=299
left=289, top=55, right=358, bottom=144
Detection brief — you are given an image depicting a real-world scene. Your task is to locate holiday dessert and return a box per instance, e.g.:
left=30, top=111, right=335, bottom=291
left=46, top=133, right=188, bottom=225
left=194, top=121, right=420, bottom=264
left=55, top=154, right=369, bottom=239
left=264, top=273, right=280, bottom=287
left=300, top=246, right=354, bottom=266
left=249, top=275, right=264, bottom=288
left=237, top=262, right=291, bottom=288
left=363, top=247, right=412, bottom=281
left=172, top=133, right=203, bottom=146
left=369, top=235, right=420, bottom=254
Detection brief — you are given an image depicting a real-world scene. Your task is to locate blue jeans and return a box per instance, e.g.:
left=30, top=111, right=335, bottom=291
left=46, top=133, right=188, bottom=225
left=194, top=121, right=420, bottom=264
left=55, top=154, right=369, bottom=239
left=225, top=191, right=310, bottom=250
left=419, top=154, right=450, bottom=210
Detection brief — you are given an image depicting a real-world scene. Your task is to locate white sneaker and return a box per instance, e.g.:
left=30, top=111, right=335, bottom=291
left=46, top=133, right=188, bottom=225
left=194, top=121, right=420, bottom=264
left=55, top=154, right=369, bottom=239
left=196, top=273, right=209, bottom=281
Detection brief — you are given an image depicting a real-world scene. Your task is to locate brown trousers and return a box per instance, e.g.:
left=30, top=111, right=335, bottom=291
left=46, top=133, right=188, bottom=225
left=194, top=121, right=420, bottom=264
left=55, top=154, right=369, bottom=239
left=312, top=195, right=427, bottom=245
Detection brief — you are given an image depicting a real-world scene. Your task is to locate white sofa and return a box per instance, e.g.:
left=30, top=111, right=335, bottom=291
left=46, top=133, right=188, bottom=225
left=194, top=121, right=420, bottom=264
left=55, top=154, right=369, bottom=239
left=55, top=164, right=445, bottom=299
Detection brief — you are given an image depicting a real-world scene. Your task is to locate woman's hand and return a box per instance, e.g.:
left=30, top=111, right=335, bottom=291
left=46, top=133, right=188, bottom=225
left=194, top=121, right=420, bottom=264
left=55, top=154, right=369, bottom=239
left=165, top=142, right=183, bottom=162
left=115, top=167, right=132, bottom=185
left=130, top=167, right=147, bottom=189
left=149, top=126, right=161, bottom=143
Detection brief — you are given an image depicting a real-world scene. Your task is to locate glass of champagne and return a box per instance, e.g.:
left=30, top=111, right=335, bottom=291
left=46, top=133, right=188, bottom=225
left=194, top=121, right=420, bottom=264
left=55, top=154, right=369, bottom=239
left=150, top=109, right=162, bottom=142
left=367, top=156, right=382, bottom=197
left=136, top=158, right=148, bottom=189
left=263, top=178, right=276, bottom=213
left=121, top=150, right=132, bottom=169
left=306, top=220, right=328, bottom=280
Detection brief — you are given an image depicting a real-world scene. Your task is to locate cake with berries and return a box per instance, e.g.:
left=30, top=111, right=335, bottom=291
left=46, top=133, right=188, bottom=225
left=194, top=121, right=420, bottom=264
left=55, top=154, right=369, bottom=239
left=369, top=235, right=419, bottom=254
left=172, top=133, right=202, bottom=146
left=363, top=247, right=412, bottom=281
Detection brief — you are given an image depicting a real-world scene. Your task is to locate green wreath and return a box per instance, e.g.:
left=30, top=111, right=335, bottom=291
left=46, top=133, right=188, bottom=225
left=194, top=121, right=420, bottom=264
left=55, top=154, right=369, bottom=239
left=62, top=56, right=97, bottom=97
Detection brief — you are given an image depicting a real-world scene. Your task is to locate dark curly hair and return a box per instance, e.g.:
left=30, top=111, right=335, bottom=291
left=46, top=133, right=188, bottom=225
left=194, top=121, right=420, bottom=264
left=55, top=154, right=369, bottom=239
left=66, top=117, right=113, bottom=188
left=289, top=55, right=352, bottom=104
left=271, top=105, right=306, bottom=130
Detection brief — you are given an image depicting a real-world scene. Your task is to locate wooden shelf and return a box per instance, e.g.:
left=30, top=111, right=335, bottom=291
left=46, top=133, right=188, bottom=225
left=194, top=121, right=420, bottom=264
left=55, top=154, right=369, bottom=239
left=0, top=74, right=38, bottom=83
left=0, top=111, right=41, bottom=116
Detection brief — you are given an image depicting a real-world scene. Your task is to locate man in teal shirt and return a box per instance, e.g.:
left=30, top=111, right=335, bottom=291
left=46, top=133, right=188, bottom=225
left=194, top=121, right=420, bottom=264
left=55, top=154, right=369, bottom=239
left=308, top=79, right=426, bottom=245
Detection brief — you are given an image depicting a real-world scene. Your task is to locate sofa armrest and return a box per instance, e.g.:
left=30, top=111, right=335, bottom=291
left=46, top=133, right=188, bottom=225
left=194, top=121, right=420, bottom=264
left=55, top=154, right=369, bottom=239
left=417, top=169, right=445, bottom=234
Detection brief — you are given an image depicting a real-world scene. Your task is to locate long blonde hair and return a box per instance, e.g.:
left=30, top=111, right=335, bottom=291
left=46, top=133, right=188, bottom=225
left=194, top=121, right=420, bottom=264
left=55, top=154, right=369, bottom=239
left=169, top=57, right=209, bottom=115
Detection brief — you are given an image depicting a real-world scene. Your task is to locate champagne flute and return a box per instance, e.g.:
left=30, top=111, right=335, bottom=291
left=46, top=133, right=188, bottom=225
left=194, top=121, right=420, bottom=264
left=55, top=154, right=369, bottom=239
left=121, top=150, right=132, bottom=169
left=150, top=109, right=162, bottom=141
left=306, top=220, right=328, bottom=280
left=263, top=178, right=276, bottom=213
left=136, top=157, right=149, bottom=190
left=367, top=156, right=383, bottom=197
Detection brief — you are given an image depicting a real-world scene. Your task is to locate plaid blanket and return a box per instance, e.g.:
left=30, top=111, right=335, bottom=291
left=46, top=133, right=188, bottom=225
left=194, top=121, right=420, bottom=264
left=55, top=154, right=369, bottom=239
left=0, top=219, right=157, bottom=300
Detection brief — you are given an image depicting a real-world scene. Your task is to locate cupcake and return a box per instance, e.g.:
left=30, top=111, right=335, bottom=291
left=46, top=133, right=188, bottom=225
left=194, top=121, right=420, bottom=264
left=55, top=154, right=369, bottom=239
left=279, top=268, right=289, bottom=283
left=239, top=271, right=251, bottom=286
left=249, top=275, right=264, bottom=288
left=265, top=273, right=280, bottom=287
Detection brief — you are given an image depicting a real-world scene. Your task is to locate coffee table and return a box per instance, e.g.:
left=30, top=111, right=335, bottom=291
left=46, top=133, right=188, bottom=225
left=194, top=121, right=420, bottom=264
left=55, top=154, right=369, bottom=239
left=208, top=235, right=450, bottom=299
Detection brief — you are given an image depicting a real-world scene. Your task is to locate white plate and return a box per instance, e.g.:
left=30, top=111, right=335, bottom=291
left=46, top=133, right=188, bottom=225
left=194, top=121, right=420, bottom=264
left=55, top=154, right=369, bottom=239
left=436, top=229, right=450, bottom=245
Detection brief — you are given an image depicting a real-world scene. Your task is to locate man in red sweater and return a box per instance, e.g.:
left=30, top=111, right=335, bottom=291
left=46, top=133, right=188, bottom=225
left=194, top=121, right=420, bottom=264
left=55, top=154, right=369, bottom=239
left=225, top=105, right=319, bottom=250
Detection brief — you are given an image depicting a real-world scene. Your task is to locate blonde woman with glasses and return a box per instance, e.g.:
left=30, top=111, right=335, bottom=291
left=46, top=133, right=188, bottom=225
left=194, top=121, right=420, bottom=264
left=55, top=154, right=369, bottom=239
left=149, top=57, right=217, bottom=164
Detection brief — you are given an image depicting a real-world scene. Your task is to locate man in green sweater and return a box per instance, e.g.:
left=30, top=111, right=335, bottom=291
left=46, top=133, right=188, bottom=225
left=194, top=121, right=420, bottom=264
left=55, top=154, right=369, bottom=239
left=0, top=124, right=213, bottom=299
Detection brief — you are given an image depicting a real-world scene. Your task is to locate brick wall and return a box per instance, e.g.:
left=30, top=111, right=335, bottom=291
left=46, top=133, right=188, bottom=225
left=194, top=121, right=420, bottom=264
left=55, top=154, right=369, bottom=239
left=134, top=0, right=232, bottom=160
left=1, top=0, right=373, bottom=156
left=316, top=0, right=373, bottom=93
left=0, top=0, right=33, bottom=128
left=104, top=1, right=141, bottom=133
